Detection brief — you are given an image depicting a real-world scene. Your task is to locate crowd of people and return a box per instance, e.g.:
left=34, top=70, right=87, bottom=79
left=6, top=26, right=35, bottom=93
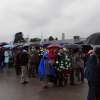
left=0, top=45, right=87, bottom=86
left=0, top=44, right=100, bottom=100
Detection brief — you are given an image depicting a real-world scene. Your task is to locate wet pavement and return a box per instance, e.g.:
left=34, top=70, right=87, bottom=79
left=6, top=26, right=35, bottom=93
left=0, top=71, right=88, bottom=100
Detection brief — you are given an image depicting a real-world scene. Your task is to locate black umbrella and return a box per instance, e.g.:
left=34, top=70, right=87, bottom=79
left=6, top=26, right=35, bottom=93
left=64, top=44, right=81, bottom=49
left=86, top=33, right=100, bottom=45
left=0, top=42, right=8, bottom=46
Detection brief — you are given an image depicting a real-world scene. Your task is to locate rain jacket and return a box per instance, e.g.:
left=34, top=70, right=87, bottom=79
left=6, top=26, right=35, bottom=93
left=38, top=51, right=56, bottom=80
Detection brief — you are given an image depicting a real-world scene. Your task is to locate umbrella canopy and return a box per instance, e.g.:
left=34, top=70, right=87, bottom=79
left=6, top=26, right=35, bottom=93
left=3, top=44, right=13, bottom=48
left=30, top=43, right=41, bottom=48
left=0, top=42, right=8, bottom=46
left=47, top=44, right=63, bottom=49
left=12, top=44, right=23, bottom=49
left=64, top=44, right=81, bottom=49
left=86, top=33, right=100, bottom=45
left=43, top=43, right=51, bottom=48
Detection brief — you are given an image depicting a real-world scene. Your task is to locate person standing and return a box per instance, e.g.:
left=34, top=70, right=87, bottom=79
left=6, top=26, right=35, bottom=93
left=70, top=53, right=75, bottom=85
left=14, top=49, right=21, bottom=76
left=38, top=50, right=56, bottom=88
left=74, top=53, right=84, bottom=83
left=55, top=48, right=69, bottom=87
left=0, top=48, right=4, bottom=72
left=20, top=49, right=29, bottom=84
left=4, top=49, right=10, bottom=72
left=85, top=47, right=100, bottom=100
left=30, top=49, right=40, bottom=77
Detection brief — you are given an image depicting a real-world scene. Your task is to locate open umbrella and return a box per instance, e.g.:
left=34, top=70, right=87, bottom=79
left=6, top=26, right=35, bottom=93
left=3, top=44, right=13, bottom=48
left=47, top=44, right=63, bottom=49
left=43, top=43, right=51, bottom=48
left=64, top=44, right=81, bottom=49
left=86, top=33, right=100, bottom=45
left=0, top=42, right=8, bottom=46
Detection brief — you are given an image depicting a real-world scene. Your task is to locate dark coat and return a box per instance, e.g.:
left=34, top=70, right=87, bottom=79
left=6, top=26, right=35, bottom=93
left=94, top=59, right=100, bottom=82
left=15, top=52, right=21, bottom=66
left=0, top=51, right=4, bottom=63
left=85, top=55, right=100, bottom=82
left=20, top=51, right=29, bottom=66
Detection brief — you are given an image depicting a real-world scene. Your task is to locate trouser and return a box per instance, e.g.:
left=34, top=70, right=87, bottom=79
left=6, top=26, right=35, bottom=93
left=88, top=81, right=100, bottom=100
left=28, top=63, right=38, bottom=77
left=21, top=65, right=28, bottom=82
left=76, top=68, right=84, bottom=82
left=55, top=71, right=65, bottom=86
left=88, top=81, right=96, bottom=100
left=70, top=69, right=75, bottom=85
left=0, top=62, right=4, bottom=71
left=15, top=66, right=21, bottom=76
left=35, top=63, right=39, bottom=73
left=95, top=81, right=100, bottom=100
left=5, top=63, right=9, bottom=72
left=28, top=64, right=34, bottom=77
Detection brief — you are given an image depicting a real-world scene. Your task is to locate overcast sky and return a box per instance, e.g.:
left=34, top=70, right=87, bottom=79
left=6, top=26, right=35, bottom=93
left=0, top=0, right=100, bottom=42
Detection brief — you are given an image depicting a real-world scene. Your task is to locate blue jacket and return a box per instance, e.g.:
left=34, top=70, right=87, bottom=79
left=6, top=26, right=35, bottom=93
left=38, top=51, right=56, bottom=80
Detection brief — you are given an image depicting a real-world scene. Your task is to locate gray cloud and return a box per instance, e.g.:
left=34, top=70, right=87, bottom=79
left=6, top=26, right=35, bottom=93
left=0, top=0, right=100, bottom=42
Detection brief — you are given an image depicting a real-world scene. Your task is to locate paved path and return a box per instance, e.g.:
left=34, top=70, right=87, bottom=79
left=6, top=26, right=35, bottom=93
left=0, top=72, right=88, bottom=100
